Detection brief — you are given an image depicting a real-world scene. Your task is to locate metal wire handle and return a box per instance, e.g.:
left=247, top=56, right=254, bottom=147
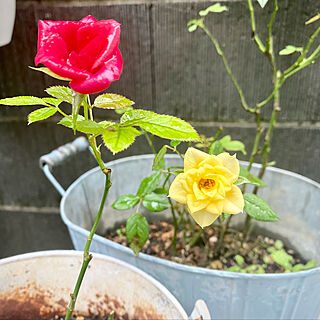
left=39, top=136, right=89, bottom=196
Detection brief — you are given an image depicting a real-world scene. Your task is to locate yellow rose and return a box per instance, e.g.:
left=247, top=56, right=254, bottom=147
left=168, top=147, right=244, bottom=228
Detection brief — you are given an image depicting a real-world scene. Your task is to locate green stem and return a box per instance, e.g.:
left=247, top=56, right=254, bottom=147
left=247, top=0, right=266, bottom=53
left=266, top=0, right=278, bottom=54
left=65, top=174, right=111, bottom=320
left=144, top=131, right=156, bottom=154
left=188, top=229, right=204, bottom=247
left=199, top=22, right=254, bottom=113
left=168, top=197, right=178, bottom=255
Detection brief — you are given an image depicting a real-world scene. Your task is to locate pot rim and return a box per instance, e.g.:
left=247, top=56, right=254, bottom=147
left=0, top=249, right=188, bottom=319
left=60, top=154, right=320, bottom=279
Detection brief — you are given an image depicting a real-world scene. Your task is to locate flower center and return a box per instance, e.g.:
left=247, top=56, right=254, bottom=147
left=198, top=178, right=215, bottom=190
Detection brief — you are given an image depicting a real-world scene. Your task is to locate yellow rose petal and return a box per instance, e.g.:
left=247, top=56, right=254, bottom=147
left=184, top=147, right=210, bottom=171
left=190, top=209, right=220, bottom=228
left=168, top=173, right=188, bottom=204
left=223, top=185, right=244, bottom=214
left=216, top=153, right=240, bottom=183
left=206, top=200, right=224, bottom=215
left=187, top=194, right=209, bottom=214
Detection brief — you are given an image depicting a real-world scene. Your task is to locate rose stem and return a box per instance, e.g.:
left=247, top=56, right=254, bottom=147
left=65, top=93, right=111, bottom=320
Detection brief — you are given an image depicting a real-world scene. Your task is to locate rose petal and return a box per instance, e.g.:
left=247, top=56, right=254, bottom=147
left=70, top=48, right=123, bottom=94
left=184, top=148, right=210, bottom=172
left=190, top=209, right=220, bottom=228
left=216, top=153, right=240, bottom=183
left=206, top=200, right=224, bottom=215
left=79, top=15, right=98, bottom=24
left=187, top=194, right=209, bottom=214
left=168, top=173, right=188, bottom=204
left=223, top=185, right=244, bottom=214
left=91, top=20, right=121, bottom=71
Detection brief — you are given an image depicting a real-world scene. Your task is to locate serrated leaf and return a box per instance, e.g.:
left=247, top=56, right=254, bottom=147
left=234, top=176, right=252, bottom=186
left=223, top=140, right=247, bottom=155
left=58, top=117, right=104, bottom=135
left=112, top=194, right=140, bottom=210
left=42, top=97, right=63, bottom=107
left=102, top=125, right=141, bottom=154
left=256, top=0, right=269, bottom=8
left=45, top=86, right=72, bottom=104
left=170, top=140, right=181, bottom=147
left=120, top=109, right=200, bottom=141
left=143, top=193, right=170, bottom=212
left=209, top=140, right=224, bottom=155
left=126, top=213, right=149, bottom=256
left=93, top=94, right=134, bottom=109
left=239, top=167, right=266, bottom=187
left=279, top=45, right=303, bottom=56
left=29, top=66, right=71, bottom=81
left=0, top=96, right=49, bottom=107
left=137, top=172, right=162, bottom=198
left=244, top=193, right=280, bottom=222
left=99, top=120, right=116, bottom=129
left=199, top=3, right=228, bottom=16
left=152, top=146, right=167, bottom=170
left=28, top=107, right=57, bottom=124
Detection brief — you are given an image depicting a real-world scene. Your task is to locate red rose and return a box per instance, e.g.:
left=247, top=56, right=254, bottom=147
left=35, top=15, right=123, bottom=94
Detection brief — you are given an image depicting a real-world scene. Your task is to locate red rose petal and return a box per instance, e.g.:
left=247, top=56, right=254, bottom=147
left=70, top=48, right=123, bottom=94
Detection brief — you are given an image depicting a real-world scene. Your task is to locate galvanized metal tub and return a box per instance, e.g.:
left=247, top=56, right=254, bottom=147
left=41, top=138, right=320, bottom=319
left=0, top=250, right=188, bottom=320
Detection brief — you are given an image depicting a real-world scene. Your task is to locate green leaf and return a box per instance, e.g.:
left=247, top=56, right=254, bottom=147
left=187, top=19, right=203, bottom=32
left=137, top=172, right=162, bottom=198
left=279, top=45, right=303, bottom=56
left=93, top=94, right=134, bottom=109
left=0, top=96, right=49, bottom=107
left=170, top=140, right=181, bottom=148
left=112, top=194, right=140, bottom=210
left=209, top=141, right=224, bottom=155
left=188, top=24, right=198, bottom=32
left=28, top=107, right=57, bottom=124
left=219, top=135, right=231, bottom=145
left=199, top=3, right=228, bottom=16
left=42, top=97, right=63, bottom=107
left=29, top=66, right=71, bottom=81
left=58, top=117, right=104, bottom=135
left=222, top=140, right=247, bottom=155
left=99, top=120, right=116, bottom=129
left=102, top=125, right=141, bottom=154
left=239, top=167, right=266, bottom=187
left=244, top=193, right=280, bottom=222
left=152, top=145, right=167, bottom=171
left=221, top=212, right=231, bottom=221
left=270, top=249, right=293, bottom=270
left=234, top=176, right=253, bottom=186
left=143, top=193, right=170, bottom=212
left=45, top=86, right=72, bottom=104
left=115, top=106, right=134, bottom=114
left=256, top=0, right=269, bottom=8
left=120, top=109, right=200, bottom=141
left=292, top=260, right=317, bottom=272
left=235, top=255, right=245, bottom=266
left=126, top=213, right=149, bottom=256
left=153, top=187, right=168, bottom=195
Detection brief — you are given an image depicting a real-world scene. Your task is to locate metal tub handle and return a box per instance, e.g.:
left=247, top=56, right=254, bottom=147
left=39, top=136, right=89, bottom=197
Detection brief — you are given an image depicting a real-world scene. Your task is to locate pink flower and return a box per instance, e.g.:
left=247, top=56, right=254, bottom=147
left=35, top=15, right=123, bottom=94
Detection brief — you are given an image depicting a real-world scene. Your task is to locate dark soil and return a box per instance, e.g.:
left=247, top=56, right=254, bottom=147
left=105, top=221, right=307, bottom=274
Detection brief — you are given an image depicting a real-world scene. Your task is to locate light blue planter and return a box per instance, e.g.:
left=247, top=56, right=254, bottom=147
left=41, top=139, right=320, bottom=319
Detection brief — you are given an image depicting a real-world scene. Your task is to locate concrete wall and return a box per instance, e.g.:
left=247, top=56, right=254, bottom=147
left=0, top=0, right=319, bottom=257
